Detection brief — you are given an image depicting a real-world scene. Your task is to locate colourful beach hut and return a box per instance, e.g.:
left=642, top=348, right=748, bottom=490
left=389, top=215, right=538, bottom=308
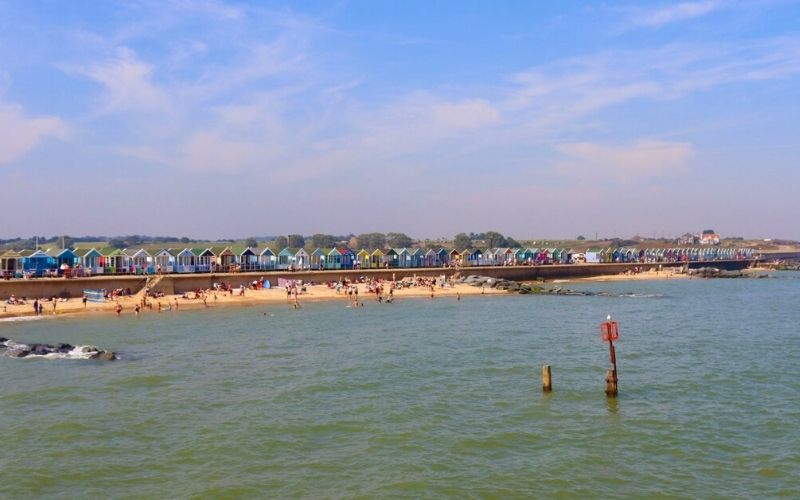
left=127, top=248, right=153, bottom=274
left=467, top=248, right=484, bottom=266
left=259, top=248, right=277, bottom=270
left=310, top=248, right=327, bottom=270
left=22, top=249, right=57, bottom=276
left=356, top=249, right=371, bottom=269
left=437, top=248, right=450, bottom=267
left=294, top=248, right=310, bottom=269
left=193, top=248, right=214, bottom=272
left=337, top=248, right=355, bottom=269
left=0, top=249, right=23, bottom=277
left=238, top=248, right=259, bottom=271
left=175, top=248, right=196, bottom=273
left=154, top=249, right=175, bottom=273
left=422, top=249, right=437, bottom=267
left=324, top=248, right=341, bottom=270
left=393, top=248, right=411, bottom=268
left=383, top=248, right=397, bottom=268
left=277, top=248, right=297, bottom=270
left=449, top=249, right=462, bottom=266
left=370, top=249, right=386, bottom=268
left=409, top=248, right=424, bottom=268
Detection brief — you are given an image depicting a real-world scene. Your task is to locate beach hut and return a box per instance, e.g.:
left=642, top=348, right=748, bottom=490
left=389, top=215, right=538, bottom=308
left=0, top=249, right=23, bottom=277
left=370, top=249, right=386, bottom=268
left=467, top=248, right=484, bottom=267
left=324, top=248, right=341, bottom=270
left=239, top=248, right=259, bottom=271
left=392, top=248, right=411, bottom=268
left=423, top=249, right=438, bottom=268
left=208, top=246, right=236, bottom=271
left=78, top=248, right=105, bottom=275
left=437, top=248, right=450, bottom=267
left=21, top=249, right=57, bottom=276
left=175, top=248, right=196, bottom=273
left=50, top=248, right=80, bottom=270
left=385, top=248, right=399, bottom=268
left=409, top=248, right=424, bottom=268
left=449, top=249, right=462, bottom=266
left=310, top=248, right=327, bottom=270
left=127, top=248, right=153, bottom=274
left=356, top=249, right=371, bottom=269
left=277, top=248, right=296, bottom=270
left=294, top=248, right=310, bottom=270
left=101, top=248, right=131, bottom=274
left=259, top=248, right=277, bottom=270
left=154, top=249, right=175, bottom=273
left=193, top=248, right=214, bottom=272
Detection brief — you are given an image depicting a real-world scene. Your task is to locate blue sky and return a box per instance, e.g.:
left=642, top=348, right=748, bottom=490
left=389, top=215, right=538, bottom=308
left=1, top=0, right=799, bottom=240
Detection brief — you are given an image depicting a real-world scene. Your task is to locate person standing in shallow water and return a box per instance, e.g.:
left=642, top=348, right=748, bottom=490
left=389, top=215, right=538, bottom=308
left=115, top=303, right=122, bottom=317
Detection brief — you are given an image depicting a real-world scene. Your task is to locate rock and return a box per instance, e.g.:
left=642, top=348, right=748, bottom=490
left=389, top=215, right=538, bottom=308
left=30, top=344, right=56, bottom=355
left=10, top=349, right=30, bottom=357
left=55, top=343, right=74, bottom=353
left=80, top=346, right=100, bottom=353
left=0, top=337, right=7, bottom=343
left=89, top=351, right=116, bottom=361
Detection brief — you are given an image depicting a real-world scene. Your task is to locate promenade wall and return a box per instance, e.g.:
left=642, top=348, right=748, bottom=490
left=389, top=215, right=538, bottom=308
left=0, top=260, right=753, bottom=299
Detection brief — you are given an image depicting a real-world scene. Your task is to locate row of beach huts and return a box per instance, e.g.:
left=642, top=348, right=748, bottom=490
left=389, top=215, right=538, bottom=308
left=0, top=245, right=756, bottom=278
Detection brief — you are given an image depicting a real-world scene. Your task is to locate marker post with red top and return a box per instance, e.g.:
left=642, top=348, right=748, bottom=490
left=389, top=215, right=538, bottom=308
left=601, top=318, right=620, bottom=397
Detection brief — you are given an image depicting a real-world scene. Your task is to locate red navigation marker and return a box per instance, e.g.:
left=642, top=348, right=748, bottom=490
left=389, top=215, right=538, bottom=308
left=601, top=316, right=619, bottom=397
left=600, top=320, right=619, bottom=342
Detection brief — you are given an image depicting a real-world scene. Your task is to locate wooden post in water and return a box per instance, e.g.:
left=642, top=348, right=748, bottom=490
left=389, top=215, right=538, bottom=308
left=601, top=317, right=620, bottom=397
left=542, top=364, right=552, bottom=392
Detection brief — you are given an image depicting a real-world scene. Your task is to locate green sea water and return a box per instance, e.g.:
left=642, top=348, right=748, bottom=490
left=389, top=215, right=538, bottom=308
left=1, top=275, right=798, bottom=498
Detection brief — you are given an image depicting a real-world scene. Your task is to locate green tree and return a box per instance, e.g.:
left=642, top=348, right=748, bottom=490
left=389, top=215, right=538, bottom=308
left=311, top=233, right=336, bottom=248
left=453, top=233, right=472, bottom=251
left=180, top=237, right=190, bottom=244
left=287, top=234, right=305, bottom=248
left=387, top=232, right=413, bottom=248
left=483, top=231, right=507, bottom=248
left=245, top=237, right=258, bottom=248
left=576, top=235, right=586, bottom=241
left=274, top=236, right=288, bottom=249
left=357, top=232, right=386, bottom=250
left=109, top=238, right=126, bottom=249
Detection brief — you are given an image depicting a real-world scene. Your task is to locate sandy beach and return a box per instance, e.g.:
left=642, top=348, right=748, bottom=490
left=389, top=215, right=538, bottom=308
left=0, top=281, right=506, bottom=321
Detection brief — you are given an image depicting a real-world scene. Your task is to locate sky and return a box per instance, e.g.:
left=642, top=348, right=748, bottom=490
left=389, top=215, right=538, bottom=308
left=1, top=0, right=799, bottom=240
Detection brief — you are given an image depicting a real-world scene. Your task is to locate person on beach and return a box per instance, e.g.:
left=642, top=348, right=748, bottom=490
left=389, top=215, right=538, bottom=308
left=83, top=295, right=88, bottom=308
left=157, top=302, right=162, bottom=312
left=52, top=299, right=57, bottom=314
left=115, top=303, right=122, bottom=317
left=174, top=298, right=179, bottom=310
left=134, top=304, right=140, bottom=316
left=33, top=299, right=39, bottom=315
left=457, top=292, right=461, bottom=301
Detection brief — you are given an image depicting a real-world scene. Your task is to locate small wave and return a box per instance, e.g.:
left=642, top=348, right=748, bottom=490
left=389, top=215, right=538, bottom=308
left=0, top=315, right=44, bottom=323
left=618, top=293, right=663, bottom=298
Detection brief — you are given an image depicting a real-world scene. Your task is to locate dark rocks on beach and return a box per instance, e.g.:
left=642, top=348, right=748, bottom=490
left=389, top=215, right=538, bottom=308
left=88, top=351, right=117, bottom=361
left=0, top=339, right=116, bottom=360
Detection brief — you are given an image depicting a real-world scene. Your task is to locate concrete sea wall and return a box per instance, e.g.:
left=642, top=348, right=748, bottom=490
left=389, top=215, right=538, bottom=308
left=0, top=260, right=754, bottom=299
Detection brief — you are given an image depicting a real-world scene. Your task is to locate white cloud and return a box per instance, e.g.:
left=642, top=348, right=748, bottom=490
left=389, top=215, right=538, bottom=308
left=0, top=100, right=68, bottom=165
left=632, top=1, right=719, bottom=27
left=74, top=47, right=169, bottom=115
left=556, top=140, right=693, bottom=181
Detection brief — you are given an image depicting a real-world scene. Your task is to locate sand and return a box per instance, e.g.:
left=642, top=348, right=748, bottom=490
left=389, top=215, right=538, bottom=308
left=0, top=282, right=505, bottom=320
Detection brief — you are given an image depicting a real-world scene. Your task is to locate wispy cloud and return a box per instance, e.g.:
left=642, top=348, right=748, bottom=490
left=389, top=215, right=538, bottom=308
left=0, top=98, right=69, bottom=165
left=631, top=1, right=720, bottom=27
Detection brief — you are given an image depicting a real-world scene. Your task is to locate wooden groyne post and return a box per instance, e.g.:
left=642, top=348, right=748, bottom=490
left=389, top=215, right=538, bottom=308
left=601, top=316, right=620, bottom=397
left=542, top=365, right=552, bottom=392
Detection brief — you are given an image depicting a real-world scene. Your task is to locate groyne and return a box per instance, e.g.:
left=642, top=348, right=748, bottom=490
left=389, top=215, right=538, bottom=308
left=0, top=260, right=754, bottom=299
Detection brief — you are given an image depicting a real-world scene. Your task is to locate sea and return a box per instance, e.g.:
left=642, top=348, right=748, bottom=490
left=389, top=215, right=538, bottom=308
left=1, top=274, right=798, bottom=498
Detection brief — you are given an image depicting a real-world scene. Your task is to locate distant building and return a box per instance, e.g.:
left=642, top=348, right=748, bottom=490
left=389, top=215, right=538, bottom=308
left=678, top=232, right=699, bottom=245
left=700, top=229, right=720, bottom=246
